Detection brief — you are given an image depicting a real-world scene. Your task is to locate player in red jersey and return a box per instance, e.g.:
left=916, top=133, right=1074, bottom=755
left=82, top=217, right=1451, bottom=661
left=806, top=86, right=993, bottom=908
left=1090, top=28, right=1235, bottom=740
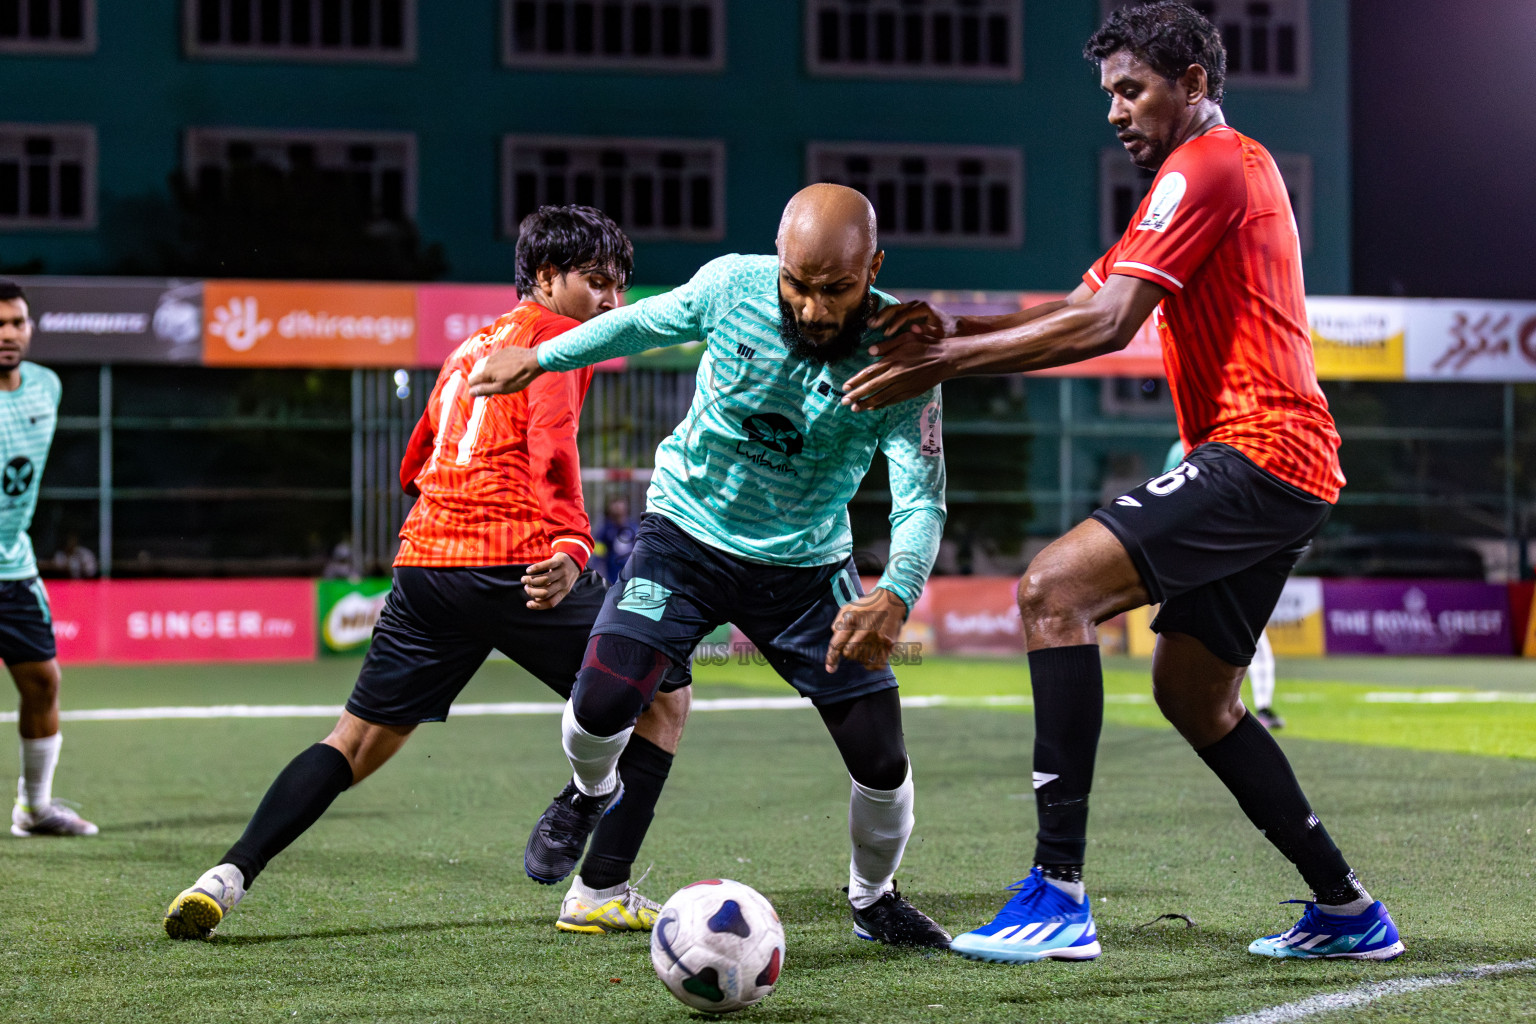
left=841, top=2, right=1401, bottom=963
left=163, top=206, right=691, bottom=940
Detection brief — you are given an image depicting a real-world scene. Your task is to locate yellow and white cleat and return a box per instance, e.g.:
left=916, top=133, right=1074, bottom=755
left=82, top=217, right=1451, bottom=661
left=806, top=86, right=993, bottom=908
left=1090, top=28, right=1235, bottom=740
left=555, top=874, right=662, bottom=934
left=164, top=863, right=246, bottom=940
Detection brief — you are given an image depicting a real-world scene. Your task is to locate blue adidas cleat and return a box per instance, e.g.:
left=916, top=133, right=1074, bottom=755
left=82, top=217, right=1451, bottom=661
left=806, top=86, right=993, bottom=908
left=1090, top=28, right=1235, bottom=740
left=1248, top=900, right=1405, bottom=960
left=950, top=868, right=1101, bottom=963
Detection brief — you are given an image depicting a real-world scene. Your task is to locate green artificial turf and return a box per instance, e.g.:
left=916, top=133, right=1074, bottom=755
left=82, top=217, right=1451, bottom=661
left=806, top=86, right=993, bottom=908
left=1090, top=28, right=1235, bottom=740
left=3, top=657, right=1534, bottom=1022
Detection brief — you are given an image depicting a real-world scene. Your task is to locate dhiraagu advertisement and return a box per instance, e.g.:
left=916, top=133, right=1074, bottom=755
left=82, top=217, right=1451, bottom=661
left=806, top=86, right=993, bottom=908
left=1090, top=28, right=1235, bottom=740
left=317, top=578, right=393, bottom=655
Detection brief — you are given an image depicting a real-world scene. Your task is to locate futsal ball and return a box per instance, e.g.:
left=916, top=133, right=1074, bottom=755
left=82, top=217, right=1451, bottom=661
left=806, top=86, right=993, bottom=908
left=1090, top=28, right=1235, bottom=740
left=650, top=879, right=786, bottom=1013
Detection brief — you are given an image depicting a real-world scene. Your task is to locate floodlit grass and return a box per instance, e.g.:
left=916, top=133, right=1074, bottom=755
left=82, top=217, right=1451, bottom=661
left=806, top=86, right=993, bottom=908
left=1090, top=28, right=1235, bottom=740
left=3, top=656, right=1534, bottom=1022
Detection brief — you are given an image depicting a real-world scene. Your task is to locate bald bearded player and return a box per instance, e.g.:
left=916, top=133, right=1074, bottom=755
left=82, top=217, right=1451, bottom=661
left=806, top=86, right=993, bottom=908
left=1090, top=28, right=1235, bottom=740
left=469, top=185, right=952, bottom=947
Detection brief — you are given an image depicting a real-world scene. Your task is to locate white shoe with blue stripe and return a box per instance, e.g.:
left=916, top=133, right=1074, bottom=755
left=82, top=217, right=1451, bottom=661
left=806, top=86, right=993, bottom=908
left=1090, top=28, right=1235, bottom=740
left=1248, top=900, right=1405, bottom=960
left=950, top=868, right=1101, bottom=963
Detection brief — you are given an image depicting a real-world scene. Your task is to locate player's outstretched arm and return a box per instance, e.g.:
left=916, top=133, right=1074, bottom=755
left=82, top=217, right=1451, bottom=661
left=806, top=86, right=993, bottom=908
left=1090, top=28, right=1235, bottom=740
left=842, top=276, right=1166, bottom=411
left=867, top=297, right=1069, bottom=341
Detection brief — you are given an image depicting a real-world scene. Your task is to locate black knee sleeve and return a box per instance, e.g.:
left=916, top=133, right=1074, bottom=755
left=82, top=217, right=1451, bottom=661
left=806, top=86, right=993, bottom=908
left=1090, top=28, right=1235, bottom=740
left=570, top=634, right=672, bottom=736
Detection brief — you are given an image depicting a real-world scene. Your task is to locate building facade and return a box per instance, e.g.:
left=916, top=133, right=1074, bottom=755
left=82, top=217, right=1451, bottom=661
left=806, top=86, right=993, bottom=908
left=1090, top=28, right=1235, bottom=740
left=0, top=1, right=1350, bottom=292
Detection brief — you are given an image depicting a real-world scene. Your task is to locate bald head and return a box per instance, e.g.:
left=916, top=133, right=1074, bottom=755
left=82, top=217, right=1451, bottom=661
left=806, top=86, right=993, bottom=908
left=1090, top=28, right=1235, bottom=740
left=776, top=183, right=878, bottom=267
left=775, top=185, right=885, bottom=364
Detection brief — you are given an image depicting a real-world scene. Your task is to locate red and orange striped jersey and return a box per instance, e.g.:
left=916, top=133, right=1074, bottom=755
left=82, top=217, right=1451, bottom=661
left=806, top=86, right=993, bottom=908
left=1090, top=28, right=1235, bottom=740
left=1085, top=125, right=1345, bottom=503
left=395, top=301, right=595, bottom=569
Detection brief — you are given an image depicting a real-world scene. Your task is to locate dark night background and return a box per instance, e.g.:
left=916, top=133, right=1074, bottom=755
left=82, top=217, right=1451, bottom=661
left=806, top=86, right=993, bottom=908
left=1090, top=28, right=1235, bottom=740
left=1352, top=0, right=1536, bottom=299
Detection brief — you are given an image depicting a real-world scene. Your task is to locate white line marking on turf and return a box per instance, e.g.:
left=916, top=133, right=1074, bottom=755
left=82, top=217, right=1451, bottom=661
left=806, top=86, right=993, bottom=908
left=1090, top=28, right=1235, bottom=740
left=1215, top=960, right=1536, bottom=1024
left=1364, top=691, right=1536, bottom=704
left=0, top=693, right=1044, bottom=724
left=6, top=688, right=1531, bottom=725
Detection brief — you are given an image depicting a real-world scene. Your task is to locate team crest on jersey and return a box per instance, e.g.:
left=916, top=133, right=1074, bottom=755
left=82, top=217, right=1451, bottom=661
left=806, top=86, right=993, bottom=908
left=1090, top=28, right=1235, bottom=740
left=1137, top=172, right=1187, bottom=233
left=2, top=457, right=33, bottom=498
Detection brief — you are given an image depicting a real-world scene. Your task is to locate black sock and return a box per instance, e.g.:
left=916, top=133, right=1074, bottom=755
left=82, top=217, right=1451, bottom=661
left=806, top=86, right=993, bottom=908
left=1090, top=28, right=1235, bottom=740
left=579, top=735, right=673, bottom=890
left=1197, top=712, right=1365, bottom=905
left=221, top=743, right=355, bottom=889
left=1028, top=644, right=1104, bottom=871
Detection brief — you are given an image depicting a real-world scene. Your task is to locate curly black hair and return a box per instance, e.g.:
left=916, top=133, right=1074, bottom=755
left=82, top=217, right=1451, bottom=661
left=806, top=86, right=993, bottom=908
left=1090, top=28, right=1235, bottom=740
left=1085, top=1, right=1227, bottom=104
left=513, top=205, right=633, bottom=297
left=0, top=280, right=26, bottom=304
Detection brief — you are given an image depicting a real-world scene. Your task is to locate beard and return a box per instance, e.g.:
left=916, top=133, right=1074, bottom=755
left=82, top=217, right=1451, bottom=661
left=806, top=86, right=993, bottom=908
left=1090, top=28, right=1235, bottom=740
left=777, top=291, right=876, bottom=365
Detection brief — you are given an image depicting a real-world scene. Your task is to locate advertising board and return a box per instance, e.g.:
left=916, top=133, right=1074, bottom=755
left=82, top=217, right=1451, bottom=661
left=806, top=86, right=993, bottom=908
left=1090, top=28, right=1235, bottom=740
left=1306, top=297, right=1406, bottom=380
left=317, top=578, right=393, bottom=655
left=18, top=277, right=204, bottom=364
left=203, top=281, right=418, bottom=367
left=48, top=579, right=316, bottom=663
left=1322, top=580, right=1512, bottom=656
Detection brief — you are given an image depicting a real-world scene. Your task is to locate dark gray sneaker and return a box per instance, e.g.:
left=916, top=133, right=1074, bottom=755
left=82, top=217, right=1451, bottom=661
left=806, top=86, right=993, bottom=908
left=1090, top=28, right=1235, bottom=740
left=524, top=778, right=624, bottom=884
left=848, top=883, right=952, bottom=948
left=1254, top=706, right=1286, bottom=730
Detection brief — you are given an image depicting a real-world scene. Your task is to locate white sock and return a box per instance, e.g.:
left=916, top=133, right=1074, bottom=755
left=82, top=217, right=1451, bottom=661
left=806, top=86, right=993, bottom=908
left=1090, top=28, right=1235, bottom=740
left=1248, top=631, right=1276, bottom=709
left=571, top=874, right=628, bottom=902
left=1043, top=876, right=1087, bottom=903
left=18, top=732, right=62, bottom=812
left=846, top=765, right=914, bottom=910
left=561, top=701, right=631, bottom=797
left=1317, top=886, right=1373, bottom=917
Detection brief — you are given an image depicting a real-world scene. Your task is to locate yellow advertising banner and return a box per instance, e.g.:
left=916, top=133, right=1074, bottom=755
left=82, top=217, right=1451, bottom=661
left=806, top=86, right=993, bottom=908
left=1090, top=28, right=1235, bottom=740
left=1267, top=577, right=1326, bottom=657
left=1308, top=297, right=1406, bottom=380
left=1125, top=605, right=1157, bottom=658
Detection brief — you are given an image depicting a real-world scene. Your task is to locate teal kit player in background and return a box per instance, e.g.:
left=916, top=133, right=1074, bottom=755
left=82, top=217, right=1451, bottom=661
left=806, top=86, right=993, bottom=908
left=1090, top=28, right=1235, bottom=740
left=470, top=185, right=953, bottom=947
left=0, top=282, right=95, bottom=838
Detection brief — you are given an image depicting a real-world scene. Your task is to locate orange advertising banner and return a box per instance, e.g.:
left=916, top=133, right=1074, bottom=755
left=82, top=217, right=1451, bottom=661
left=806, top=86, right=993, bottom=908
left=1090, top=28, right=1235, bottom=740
left=203, top=281, right=418, bottom=367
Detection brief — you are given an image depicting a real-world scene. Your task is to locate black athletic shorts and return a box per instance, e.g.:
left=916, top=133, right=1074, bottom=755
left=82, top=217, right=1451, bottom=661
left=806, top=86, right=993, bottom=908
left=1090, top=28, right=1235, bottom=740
left=590, top=513, right=898, bottom=707
left=0, top=577, right=56, bottom=665
left=345, top=565, right=689, bottom=726
left=1091, top=442, right=1330, bottom=667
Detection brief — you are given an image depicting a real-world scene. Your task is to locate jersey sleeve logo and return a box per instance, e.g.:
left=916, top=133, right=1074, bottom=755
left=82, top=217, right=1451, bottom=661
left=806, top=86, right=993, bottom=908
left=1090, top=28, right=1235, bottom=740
left=919, top=400, right=943, bottom=457
left=1136, top=172, right=1187, bottom=233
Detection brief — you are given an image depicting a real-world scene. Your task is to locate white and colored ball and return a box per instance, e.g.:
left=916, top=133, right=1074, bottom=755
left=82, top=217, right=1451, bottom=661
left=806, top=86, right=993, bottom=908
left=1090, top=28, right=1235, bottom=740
left=649, top=879, right=786, bottom=1013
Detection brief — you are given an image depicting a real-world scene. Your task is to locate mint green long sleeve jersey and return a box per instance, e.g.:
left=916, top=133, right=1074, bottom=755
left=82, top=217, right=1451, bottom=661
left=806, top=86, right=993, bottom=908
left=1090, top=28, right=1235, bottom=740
left=536, top=254, right=946, bottom=611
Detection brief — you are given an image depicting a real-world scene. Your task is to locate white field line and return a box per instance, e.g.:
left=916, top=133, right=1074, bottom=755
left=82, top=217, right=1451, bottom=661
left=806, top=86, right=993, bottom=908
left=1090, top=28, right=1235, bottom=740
left=0, top=693, right=1029, bottom=724
left=1215, top=959, right=1536, bottom=1024
left=4, top=688, right=1534, bottom=725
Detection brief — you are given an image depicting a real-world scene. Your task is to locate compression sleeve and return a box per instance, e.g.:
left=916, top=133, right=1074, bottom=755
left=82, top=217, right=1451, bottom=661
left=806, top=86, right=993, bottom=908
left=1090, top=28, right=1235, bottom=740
left=535, top=257, right=727, bottom=372
left=874, top=388, right=947, bottom=612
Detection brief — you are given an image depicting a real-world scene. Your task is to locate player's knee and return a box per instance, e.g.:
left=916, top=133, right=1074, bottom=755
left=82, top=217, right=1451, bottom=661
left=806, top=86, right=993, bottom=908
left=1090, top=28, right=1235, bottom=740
left=571, top=634, right=673, bottom=736
left=1016, top=561, right=1084, bottom=636
left=849, top=749, right=909, bottom=792
left=10, top=663, right=59, bottom=701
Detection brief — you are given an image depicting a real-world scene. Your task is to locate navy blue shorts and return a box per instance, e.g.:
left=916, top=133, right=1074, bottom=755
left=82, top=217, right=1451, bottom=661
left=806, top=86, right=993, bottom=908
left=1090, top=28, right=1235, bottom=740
left=592, top=514, right=898, bottom=707
left=346, top=565, right=689, bottom=727
left=0, top=577, right=56, bottom=665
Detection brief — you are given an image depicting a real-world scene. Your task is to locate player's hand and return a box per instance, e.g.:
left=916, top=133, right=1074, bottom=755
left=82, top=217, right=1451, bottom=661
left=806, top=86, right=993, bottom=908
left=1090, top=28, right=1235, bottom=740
left=523, top=551, right=580, bottom=610
left=468, top=346, right=544, bottom=396
left=825, top=588, right=908, bottom=673
left=840, top=335, right=956, bottom=411
left=867, top=300, right=958, bottom=342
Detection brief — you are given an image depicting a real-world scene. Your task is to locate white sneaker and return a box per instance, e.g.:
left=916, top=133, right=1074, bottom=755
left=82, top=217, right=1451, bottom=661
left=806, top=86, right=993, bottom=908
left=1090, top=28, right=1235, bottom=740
left=11, top=799, right=98, bottom=837
left=164, top=864, right=247, bottom=940
left=555, top=873, right=662, bottom=933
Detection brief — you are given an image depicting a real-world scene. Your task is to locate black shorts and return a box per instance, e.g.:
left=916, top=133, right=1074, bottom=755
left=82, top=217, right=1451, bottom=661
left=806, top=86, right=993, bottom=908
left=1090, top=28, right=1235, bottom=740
left=591, top=514, right=898, bottom=707
left=0, top=577, right=56, bottom=665
left=1092, top=443, right=1330, bottom=667
left=345, top=565, right=689, bottom=726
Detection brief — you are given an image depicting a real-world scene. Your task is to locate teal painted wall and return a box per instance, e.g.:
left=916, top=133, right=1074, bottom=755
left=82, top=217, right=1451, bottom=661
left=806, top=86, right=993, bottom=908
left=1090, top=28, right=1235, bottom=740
left=0, top=1, right=1349, bottom=292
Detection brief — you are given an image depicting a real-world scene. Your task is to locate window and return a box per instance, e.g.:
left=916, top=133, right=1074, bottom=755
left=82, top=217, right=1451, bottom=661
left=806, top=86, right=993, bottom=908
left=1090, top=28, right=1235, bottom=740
left=502, top=135, right=724, bottom=242
left=0, top=0, right=94, bottom=53
left=806, top=0, right=1021, bottom=81
left=1098, top=146, right=1312, bottom=252
left=185, top=129, right=416, bottom=221
left=808, top=142, right=1022, bottom=247
left=0, top=124, right=95, bottom=229
left=1099, top=1, right=1308, bottom=87
left=184, top=0, right=415, bottom=61
left=503, top=0, right=724, bottom=71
